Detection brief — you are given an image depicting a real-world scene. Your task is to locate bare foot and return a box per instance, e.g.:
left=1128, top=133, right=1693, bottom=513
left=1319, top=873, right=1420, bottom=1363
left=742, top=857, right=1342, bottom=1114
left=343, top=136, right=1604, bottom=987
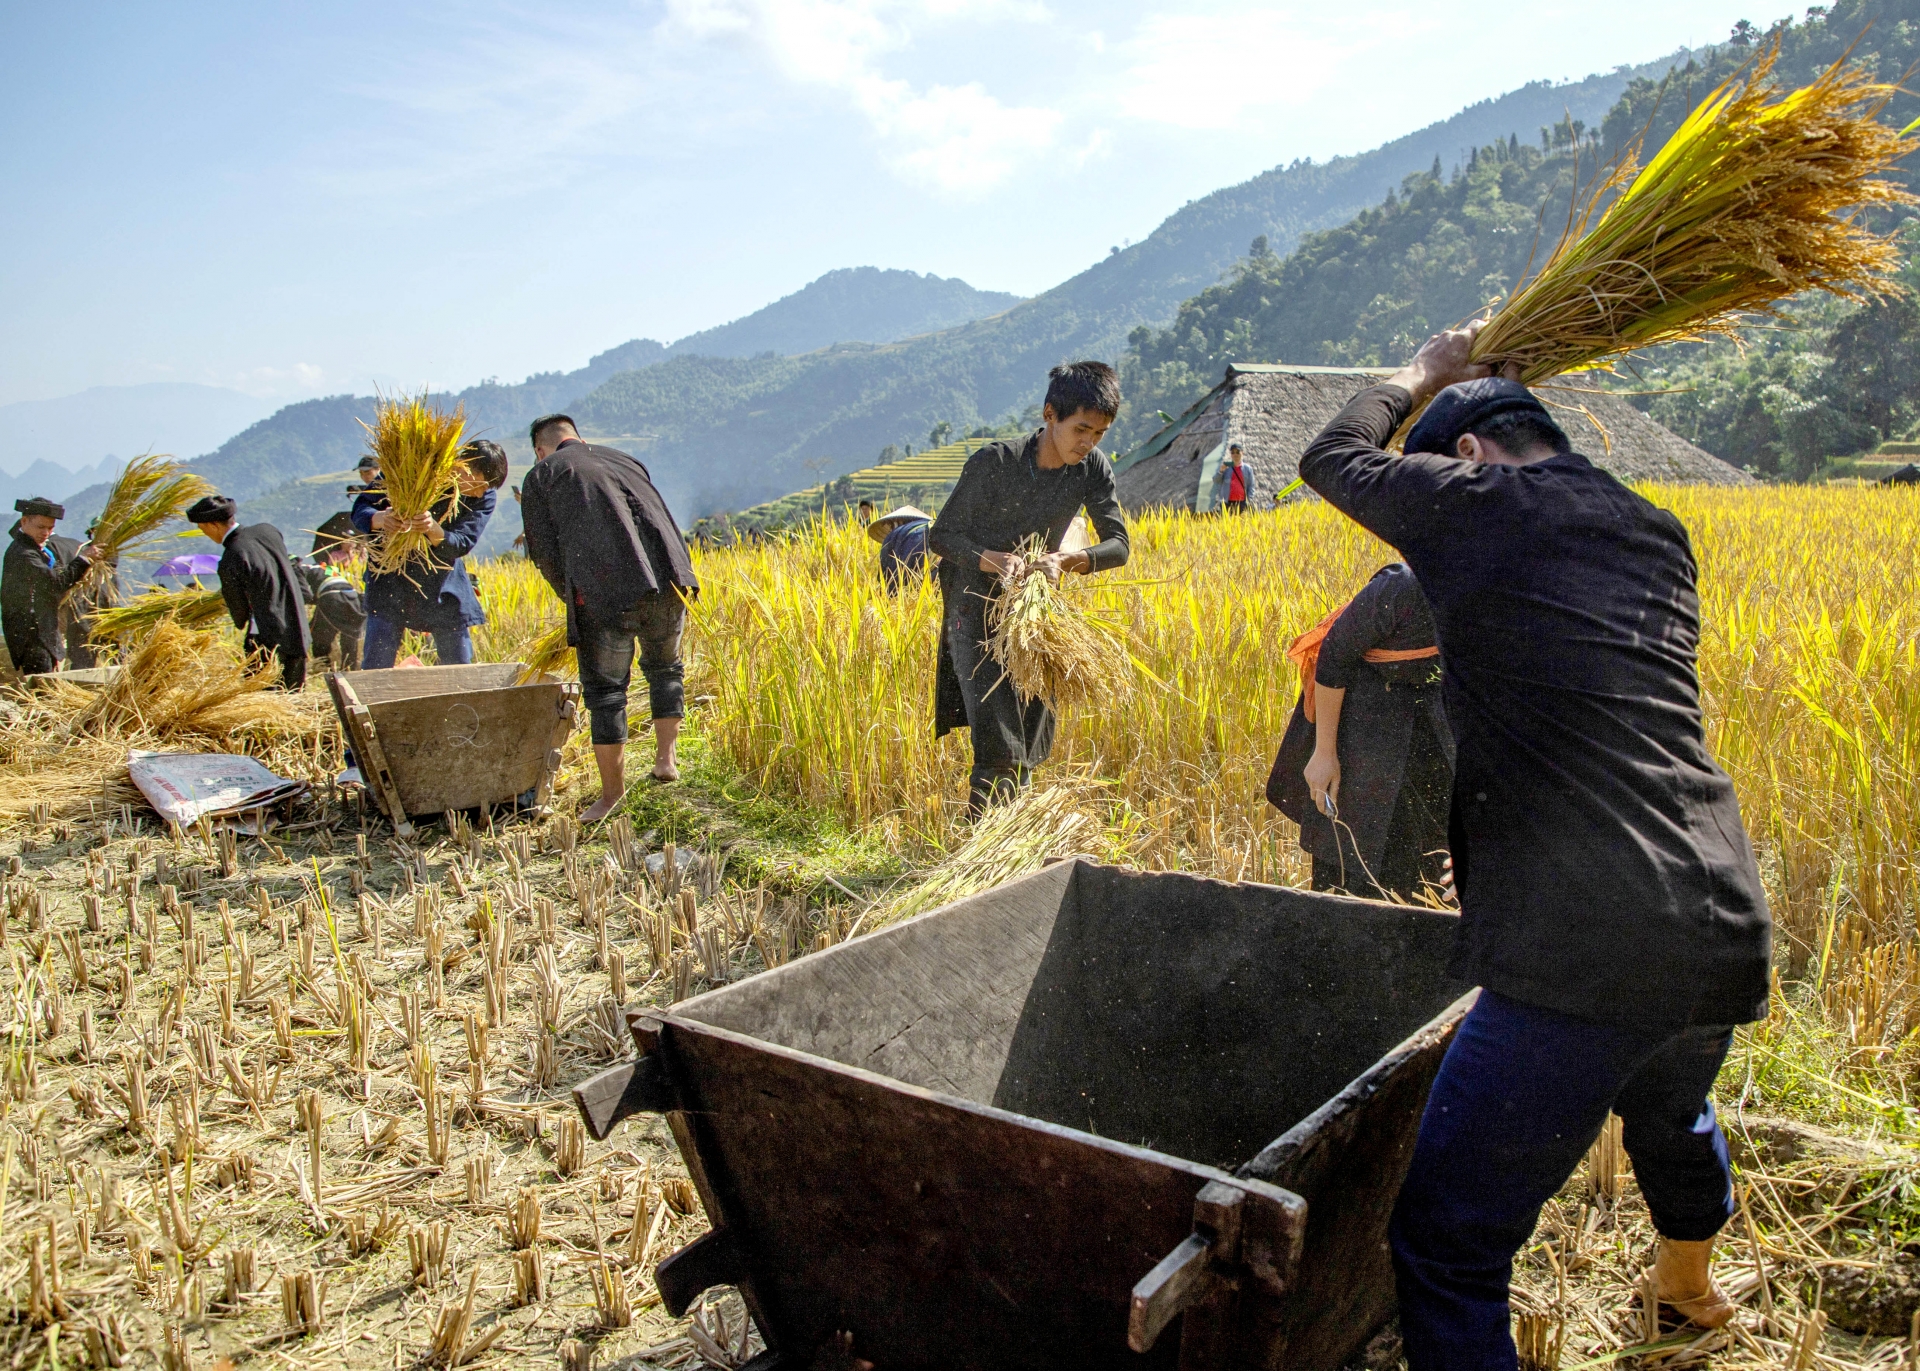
left=578, top=793, right=622, bottom=824
left=651, top=762, right=679, bottom=783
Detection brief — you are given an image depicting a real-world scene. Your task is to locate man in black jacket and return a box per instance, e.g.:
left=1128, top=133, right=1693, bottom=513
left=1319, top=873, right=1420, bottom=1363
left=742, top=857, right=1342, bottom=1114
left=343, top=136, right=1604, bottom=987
left=927, top=362, right=1130, bottom=815
left=188, top=495, right=312, bottom=690
left=1298, top=324, right=1770, bottom=1368
left=521, top=414, right=697, bottom=823
left=2, top=497, right=98, bottom=675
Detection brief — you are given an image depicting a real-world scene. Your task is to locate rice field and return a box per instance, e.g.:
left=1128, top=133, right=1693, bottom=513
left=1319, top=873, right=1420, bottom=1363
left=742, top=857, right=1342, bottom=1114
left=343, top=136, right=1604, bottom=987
left=0, top=485, right=1910, bottom=1369
left=664, top=486, right=1920, bottom=1113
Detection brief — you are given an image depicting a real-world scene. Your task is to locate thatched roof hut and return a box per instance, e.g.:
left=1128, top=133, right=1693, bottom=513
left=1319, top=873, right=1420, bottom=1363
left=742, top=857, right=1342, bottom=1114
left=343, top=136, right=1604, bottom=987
left=1115, top=365, right=1752, bottom=511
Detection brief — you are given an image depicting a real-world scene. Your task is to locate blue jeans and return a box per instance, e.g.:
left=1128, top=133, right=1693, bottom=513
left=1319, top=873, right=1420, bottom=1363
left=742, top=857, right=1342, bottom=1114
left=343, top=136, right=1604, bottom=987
left=1391, top=990, right=1736, bottom=1371
left=361, top=613, right=474, bottom=670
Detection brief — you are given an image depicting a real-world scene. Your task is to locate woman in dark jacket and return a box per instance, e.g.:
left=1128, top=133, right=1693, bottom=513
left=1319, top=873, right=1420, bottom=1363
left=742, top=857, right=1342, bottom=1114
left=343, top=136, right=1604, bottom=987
left=1268, top=563, right=1454, bottom=901
left=353, top=440, right=506, bottom=668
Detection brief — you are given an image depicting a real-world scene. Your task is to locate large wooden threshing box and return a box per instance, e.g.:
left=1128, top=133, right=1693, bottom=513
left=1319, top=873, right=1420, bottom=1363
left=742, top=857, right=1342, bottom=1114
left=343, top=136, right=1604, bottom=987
left=574, top=859, right=1475, bottom=1370
left=326, top=665, right=579, bottom=837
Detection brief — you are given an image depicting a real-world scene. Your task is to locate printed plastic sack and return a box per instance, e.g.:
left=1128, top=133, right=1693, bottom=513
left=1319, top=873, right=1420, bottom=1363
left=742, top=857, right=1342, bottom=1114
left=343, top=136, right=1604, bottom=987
left=127, top=750, right=307, bottom=827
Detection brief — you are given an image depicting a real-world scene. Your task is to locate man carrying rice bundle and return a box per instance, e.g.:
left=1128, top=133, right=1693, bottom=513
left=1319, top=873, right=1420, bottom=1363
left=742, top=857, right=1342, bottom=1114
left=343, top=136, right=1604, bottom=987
left=351, top=439, right=506, bottom=669
left=521, top=414, right=696, bottom=824
left=188, top=495, right=311, bottom=690
left=928, top=362, right=1129, bottom=816
left=2, top=497, right=100, bottom=676
left=1299, top=324, right=1770, bottom=1369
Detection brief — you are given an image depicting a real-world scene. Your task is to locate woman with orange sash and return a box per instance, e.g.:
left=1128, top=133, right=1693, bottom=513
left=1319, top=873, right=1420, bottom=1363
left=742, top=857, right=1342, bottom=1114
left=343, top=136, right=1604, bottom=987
left=1267, top=562, right=1453, bottom=901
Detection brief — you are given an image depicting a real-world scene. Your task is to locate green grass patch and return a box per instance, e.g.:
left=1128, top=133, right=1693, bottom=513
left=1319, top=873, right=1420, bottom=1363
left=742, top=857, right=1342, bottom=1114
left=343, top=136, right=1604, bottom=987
left=613, top=724, right=907, bottom=900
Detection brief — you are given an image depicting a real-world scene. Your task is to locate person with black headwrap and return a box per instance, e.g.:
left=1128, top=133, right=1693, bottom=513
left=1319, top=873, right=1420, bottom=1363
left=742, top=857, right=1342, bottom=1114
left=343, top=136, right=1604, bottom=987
left=1299, top=323, right=1770, bottom=1370
left=187, top=495, right=311, bottom=689
left=2, top=498, right=98, bottom=676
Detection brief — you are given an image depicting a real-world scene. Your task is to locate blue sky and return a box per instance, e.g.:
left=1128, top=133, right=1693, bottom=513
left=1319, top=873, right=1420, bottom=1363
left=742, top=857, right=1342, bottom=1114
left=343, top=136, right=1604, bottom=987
left=1, top=0, right=1762, bottom=408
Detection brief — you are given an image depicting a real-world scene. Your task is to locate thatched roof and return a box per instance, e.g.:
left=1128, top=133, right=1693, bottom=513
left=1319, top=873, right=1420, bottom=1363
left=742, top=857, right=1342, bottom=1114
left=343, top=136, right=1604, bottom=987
left=1116, top=365, right=1752, bottom=511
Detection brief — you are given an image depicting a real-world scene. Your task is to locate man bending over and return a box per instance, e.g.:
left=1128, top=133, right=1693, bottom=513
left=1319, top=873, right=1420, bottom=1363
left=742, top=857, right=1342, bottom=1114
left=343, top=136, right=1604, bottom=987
left=521, top=414, right=697, bottom=824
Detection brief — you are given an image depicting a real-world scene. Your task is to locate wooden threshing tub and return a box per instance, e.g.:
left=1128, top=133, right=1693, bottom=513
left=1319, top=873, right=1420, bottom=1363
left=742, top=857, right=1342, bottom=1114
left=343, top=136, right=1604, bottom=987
left=325, top=664, right=579, bottom=837
left=574, top=859, right=1474, bottom=1370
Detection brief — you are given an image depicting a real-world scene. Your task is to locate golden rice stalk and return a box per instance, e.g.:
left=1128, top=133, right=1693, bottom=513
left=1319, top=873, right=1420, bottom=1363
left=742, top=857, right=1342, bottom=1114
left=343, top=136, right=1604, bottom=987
left=861, top=783, right=1100, bottom=933
left=88, top=588, right=227, bottom=642
left=360, top=392, right=465, bottom=576
left=76, top=619, right=303, bottom=742
left=1471, top=44, right=1917, bottom=385
left=514, top=622, right=575, bottom=685
left=986, top=558, right=1125, bottom=710
left=64, top=455, right=212, bottom=607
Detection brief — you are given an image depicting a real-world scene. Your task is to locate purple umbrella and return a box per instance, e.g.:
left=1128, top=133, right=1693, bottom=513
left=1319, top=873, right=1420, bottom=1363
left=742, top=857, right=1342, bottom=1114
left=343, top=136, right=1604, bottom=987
left=154, top=554, right=222, bottom=578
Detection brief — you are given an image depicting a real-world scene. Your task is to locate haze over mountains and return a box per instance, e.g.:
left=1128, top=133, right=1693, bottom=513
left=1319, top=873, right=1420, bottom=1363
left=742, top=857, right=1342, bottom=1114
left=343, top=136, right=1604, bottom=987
left=54, top=41, right=1713, bottom=544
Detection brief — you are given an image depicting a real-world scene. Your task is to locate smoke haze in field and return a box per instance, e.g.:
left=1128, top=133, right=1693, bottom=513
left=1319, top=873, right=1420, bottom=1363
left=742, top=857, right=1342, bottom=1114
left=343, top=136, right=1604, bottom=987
left=1, top=0, right=1757, bottom=408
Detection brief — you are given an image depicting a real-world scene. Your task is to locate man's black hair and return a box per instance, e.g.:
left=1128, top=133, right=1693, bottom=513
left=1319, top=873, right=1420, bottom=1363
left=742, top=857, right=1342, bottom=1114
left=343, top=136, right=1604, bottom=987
left=1044, top=361, right=1121, bottom=421
left=458, top=439, right=511, bottom=490
left=529, top=414, right=579, bottom=448
left=1464, top=409, right=1571, bottom=458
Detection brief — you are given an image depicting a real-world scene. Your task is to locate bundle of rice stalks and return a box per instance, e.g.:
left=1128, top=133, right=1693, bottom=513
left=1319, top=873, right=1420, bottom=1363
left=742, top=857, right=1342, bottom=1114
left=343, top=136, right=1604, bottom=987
left=858, top=783, right=1103, bottom=934
left=986, top=552, right=1126, bottom=710
left=1467, top=45, right=1916, bottom=386
left=65, top=455, right=212, bottom=606
left=88, top=587, right=227, bottom=642
left=514, top=622, right=575, bottom=685
left=360, top=392, right=465, bottom=576
left=0, top=620, right=333, bottom=818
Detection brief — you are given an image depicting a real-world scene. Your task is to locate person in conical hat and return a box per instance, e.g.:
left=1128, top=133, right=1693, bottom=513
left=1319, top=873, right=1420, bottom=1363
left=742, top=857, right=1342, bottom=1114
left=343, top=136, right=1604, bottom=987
left=866, top=504, right=932, bottom=593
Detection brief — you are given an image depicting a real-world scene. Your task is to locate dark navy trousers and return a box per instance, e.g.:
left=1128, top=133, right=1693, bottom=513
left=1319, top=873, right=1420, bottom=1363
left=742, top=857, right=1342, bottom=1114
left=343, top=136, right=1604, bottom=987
left=1390, top=990, right=1737, bottom=1371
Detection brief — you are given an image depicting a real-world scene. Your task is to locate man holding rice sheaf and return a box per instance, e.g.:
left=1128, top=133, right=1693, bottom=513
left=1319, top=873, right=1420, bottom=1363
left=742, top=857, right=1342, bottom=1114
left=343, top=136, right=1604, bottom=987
left=188, top=495, right=311, bottom=690
left=927, top=361, right=1129, bottom=815
left=2, top=497, right=100, bottom=676
left=1298, top=322, right=1770, bottom=1370
left=521, top=413, right=697, bottom=824
left=351, top=439, right=506, bottom=669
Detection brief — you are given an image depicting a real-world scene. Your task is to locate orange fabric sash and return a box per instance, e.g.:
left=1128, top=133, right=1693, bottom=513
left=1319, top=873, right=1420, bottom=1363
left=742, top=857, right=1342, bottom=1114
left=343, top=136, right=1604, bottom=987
left=1286, top=599, right=1438, bottom=723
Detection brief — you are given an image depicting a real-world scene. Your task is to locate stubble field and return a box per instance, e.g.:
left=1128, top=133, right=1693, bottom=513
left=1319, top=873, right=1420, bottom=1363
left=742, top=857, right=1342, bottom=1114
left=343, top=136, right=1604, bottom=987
left=0, top=483, right=1911, bottom=1370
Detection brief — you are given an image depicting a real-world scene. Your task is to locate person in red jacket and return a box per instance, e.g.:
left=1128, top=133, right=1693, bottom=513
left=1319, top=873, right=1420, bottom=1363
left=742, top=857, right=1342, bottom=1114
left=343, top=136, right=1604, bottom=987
left=1218, top=444, right=1251, bottom=513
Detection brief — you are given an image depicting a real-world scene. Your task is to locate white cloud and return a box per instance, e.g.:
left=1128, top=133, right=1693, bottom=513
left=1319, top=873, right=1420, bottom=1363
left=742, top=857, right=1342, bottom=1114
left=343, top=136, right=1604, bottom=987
left=662, top=0, right=1062, bottom=196
left=230, top=363, right=327, bottom=399
left=1115, top=5, right=1431, bottom=131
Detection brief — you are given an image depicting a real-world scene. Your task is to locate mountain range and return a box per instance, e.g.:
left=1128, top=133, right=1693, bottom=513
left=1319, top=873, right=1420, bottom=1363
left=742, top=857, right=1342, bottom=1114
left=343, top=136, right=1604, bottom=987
left=55, top=38, right=1723, bottom=547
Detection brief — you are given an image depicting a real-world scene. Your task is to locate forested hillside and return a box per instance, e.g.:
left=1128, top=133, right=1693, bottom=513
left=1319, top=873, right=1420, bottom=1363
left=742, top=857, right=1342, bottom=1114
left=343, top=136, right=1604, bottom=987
left=1118, top=0, right=1920, bottom=470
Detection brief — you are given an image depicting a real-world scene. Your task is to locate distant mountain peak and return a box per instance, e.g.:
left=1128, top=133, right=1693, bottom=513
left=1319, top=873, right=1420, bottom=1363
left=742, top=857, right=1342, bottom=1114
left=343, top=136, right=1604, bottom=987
left=663, top=267, right=1022, bottom=360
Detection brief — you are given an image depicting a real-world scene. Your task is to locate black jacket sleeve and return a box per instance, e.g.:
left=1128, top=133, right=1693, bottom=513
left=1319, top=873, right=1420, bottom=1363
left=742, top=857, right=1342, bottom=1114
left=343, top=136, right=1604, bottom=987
left=220, top=546, right=253, bottom=631
left=927, top=452, right=992, bottom=570
left=1078, top=456, right=1130, bottom=573
left=520, top=466, right=563, bottom=599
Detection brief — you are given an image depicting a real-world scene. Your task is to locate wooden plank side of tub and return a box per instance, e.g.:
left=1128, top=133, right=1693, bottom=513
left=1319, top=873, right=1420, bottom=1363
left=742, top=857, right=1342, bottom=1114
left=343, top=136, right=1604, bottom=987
left=659, top=1013, right=1236, bottom=1371
left=1226, top=991, right=1479, bottom=1371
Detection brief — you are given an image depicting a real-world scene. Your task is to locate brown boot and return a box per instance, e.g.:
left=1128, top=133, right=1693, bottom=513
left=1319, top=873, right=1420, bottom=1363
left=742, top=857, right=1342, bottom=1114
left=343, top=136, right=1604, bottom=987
left=1655, top=1238, right=1736, bottom=1329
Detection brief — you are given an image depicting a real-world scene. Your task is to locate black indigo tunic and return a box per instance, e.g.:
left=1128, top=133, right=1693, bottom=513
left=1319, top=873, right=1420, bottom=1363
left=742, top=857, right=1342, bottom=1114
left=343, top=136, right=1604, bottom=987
left=926, top=434, right=1129, bottom=766
left=1268, top=563, right=1452, bottom=896
left=1, top=526, right=89, bottom=675
left=1299, top=384, right=1770, bottom=1028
